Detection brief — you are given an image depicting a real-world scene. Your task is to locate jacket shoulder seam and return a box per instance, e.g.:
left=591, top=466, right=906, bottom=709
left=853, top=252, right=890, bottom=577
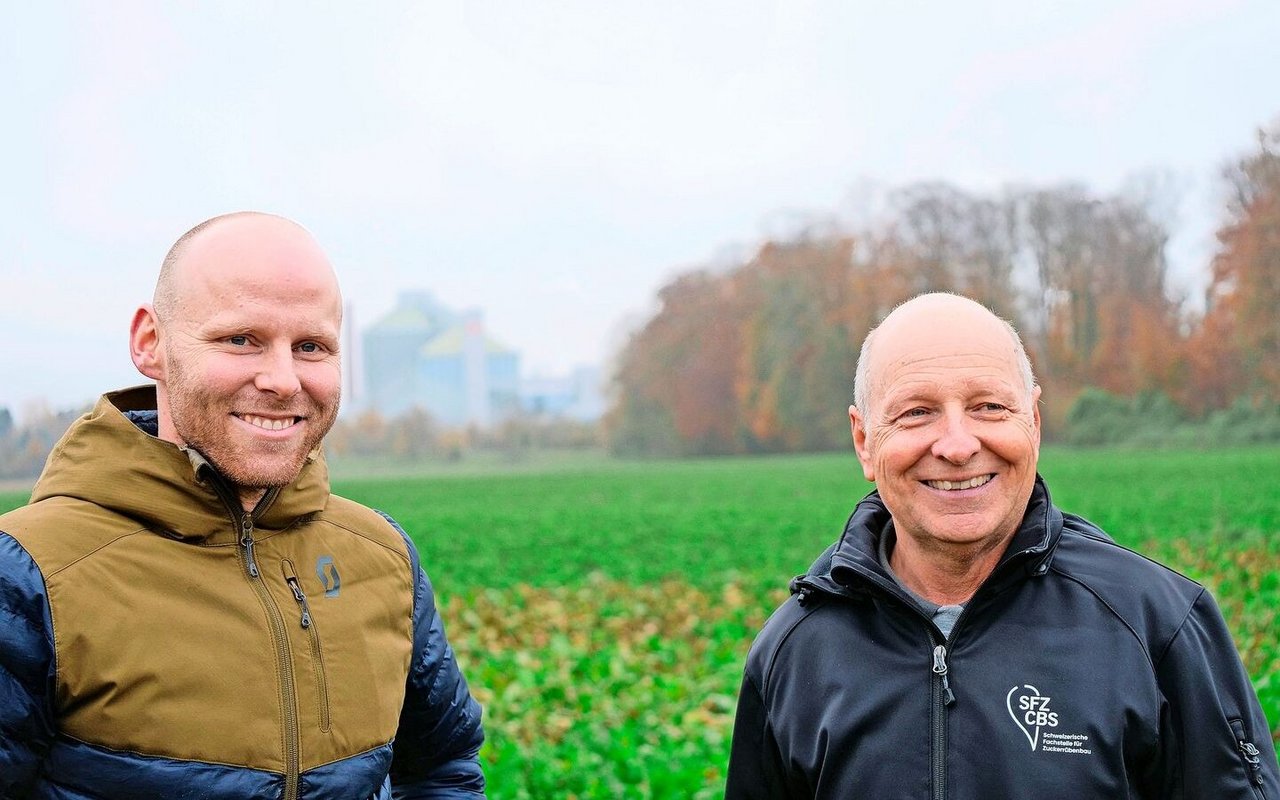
left=319, top=520, right=412, bottom=565
left=1151, top=585, right=1206, bottom=669
left=42, top=527, right=151, bottom=580
left=315, top=500, right=412, bottom=565
left=1046, top=560, right=1197, bottom=676
left=1062, top=526, right=1203, bottom=583
left=1048, top=566, right=1152, bottom=667
left=758, top=598, right=829, bottom=691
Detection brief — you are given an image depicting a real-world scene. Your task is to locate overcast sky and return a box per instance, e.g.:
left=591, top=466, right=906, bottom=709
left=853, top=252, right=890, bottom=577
left=2, top=0, right=1278, bottom=422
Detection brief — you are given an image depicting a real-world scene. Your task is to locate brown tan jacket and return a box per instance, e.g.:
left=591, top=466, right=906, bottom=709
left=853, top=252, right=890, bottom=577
left=0, top=386, right=485, bottom=799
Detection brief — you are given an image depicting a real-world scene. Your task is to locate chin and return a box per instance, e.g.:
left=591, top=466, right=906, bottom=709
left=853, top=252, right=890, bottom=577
left=925, top=516, right=1009, bottom=545
left=211, top=451, right=310, bottom=489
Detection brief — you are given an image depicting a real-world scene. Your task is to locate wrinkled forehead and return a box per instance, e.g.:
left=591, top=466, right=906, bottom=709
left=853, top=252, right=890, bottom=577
left=868, top=308, right=1024, bottom=396
left=876, top=349, right=1026, bottom=401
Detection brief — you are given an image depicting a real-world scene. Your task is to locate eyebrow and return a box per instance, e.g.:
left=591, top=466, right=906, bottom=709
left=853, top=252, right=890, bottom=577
left=880, top=379, right=1021, bottom=408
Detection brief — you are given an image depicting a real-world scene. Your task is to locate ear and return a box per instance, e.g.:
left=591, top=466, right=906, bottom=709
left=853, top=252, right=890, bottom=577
left=849, top=404, right=876, bottom=482
left=130, top=305, right=165, bottom=381
left=1030, top=384, right=1043, bottom=448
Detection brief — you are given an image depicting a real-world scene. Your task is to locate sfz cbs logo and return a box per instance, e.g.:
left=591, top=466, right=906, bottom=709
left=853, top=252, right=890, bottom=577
left=1006, top=684, right=1058, bottom=750
left=1017, top=690, right=1059, bottom=727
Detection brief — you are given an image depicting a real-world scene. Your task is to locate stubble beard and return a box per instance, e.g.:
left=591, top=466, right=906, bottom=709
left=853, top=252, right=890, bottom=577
left=165, top=357, right=339, bottom=491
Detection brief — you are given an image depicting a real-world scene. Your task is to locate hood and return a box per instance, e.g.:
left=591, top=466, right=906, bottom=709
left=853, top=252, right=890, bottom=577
left=797, top=475, right=1064, bottom=599
left=30, top=385, right=330, bottom=544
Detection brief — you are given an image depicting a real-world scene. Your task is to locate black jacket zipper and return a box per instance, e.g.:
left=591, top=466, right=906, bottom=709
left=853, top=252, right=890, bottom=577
left=931, top=643, right=956, bottom=800
left=1230, top=717, right=1268, bottom=799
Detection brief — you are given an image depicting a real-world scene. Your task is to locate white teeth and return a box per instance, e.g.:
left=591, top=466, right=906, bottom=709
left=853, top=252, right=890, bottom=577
left=241, top=414, right=295, bottom=431
left=925, top=474, right=993, bottom=491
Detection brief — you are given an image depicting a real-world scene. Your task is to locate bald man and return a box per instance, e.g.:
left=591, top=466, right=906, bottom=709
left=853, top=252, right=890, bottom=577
left=0, top=214, right=486, bottom=799
left=726, top=293, right=1278, bottom=798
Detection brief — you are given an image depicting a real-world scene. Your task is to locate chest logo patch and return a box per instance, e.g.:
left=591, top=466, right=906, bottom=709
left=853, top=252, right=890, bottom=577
left=317, top=555, right=341, bottom=598
left=1007, top=684, right=1057, bottom=750
left=1006, top=684, right=1094, bottom=755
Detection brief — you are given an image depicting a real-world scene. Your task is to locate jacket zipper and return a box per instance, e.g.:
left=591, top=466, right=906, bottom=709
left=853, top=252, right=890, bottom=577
left=795, top=575, right=962, bottom=799
left=283, top=559, right=331, bottom=733
left=1230, top=718, right=1268, bottom=799
left=216, top=486, right=300, bottom=800
left=800, top=540, right=1054, bottom=800
left=931, top=644, right=955, bottom=800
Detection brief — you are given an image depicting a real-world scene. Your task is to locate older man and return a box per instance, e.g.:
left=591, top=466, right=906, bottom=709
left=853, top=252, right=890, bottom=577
left=0, top=213, right=485, bottom=799
left=725, top=292, right=1278, bottom=798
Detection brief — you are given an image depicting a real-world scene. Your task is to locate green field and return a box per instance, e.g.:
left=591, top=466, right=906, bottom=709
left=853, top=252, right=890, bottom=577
left=2, top=447, right=1277, bottom=796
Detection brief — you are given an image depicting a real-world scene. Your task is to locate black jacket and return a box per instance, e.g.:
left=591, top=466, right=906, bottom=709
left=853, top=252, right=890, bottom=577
left=726, top=477, right=1279, bottom=799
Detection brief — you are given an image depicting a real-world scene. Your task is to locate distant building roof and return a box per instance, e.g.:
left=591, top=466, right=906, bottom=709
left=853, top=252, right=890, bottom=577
left=369, top=305, right=438, bottom=332
left=420, top=323, right=517, bottom=357
left=367, top=291, right=457, bottom=333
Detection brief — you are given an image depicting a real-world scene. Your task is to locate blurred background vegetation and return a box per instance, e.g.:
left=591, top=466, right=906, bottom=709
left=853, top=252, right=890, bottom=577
left=3, top=116, right=1279, bottom=480
left=605, top=117, right=1280, bottom=456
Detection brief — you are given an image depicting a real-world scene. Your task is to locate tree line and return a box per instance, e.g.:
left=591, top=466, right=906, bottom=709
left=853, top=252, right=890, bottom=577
left=0, top=404, right=602, bottom=481
left=4, top=119, right=1276, bottom=476
left=0, top=405, right=88, bottom=481
left=606, top=118, right=1280, bottom=456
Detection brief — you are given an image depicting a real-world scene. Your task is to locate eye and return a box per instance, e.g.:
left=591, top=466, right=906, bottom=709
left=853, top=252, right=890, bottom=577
left=228, top=335, right=250, bottom=347
left=897, top=407, right=932, bottom=422
left=296, top=341, right=332, bottom=357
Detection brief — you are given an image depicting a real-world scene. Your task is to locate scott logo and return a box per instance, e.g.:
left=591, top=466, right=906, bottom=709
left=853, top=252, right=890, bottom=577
left=1006, top=684, right=1058, bottom=750
left=316, top=555, right=341, bottom=598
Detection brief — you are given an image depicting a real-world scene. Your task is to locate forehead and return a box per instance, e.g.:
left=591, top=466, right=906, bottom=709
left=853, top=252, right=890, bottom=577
left=877, top=349, right=1023, bottom=402
left=869, top=306, right=1023, bottom=402
left=171, top=217, right=342, bottom=331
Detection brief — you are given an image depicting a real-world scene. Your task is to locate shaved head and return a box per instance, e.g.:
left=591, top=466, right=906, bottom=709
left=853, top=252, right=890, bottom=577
left=853, top=293, right=1035, bottom=427
left=153, top=212, right=333, bottom=326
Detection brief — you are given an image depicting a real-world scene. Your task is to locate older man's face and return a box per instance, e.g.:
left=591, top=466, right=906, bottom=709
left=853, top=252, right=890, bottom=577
left=150, top=217, right=342, bottom=492
left=851, top=301, right=1041, bottom=552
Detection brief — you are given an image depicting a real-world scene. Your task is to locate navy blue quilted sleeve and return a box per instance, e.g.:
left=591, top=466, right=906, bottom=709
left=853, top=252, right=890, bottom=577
left=0, top=532, right=58, bottom=798
left=378, top=514, right=485, bottom=799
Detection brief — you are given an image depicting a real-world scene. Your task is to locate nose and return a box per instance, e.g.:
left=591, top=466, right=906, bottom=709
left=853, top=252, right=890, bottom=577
left=254, top=347, right=302, bottom=398
left=931, top=408, right=980, bottom=465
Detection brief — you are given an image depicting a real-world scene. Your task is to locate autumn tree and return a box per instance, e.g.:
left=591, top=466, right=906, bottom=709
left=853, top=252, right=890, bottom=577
left=1009, top=185, right=1181, bottom=411
left=1193, top=119, right=1280, bottom=410
left=733, top=236, right=864, bottom=451
left=888, top=182, right=1021, bottom=318
left=607, top=269, right=748, bottom=455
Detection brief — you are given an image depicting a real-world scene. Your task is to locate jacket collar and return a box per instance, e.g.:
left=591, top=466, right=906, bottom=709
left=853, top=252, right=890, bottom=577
left=800, top=475, right=1063, bottom=599
left=29, top=385, right=330, bottom=545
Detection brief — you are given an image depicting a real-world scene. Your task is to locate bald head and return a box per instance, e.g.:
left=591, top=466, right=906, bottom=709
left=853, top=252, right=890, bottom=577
left=153, top=212, right=340, bottom=326
left=853, top=293, right=1035, bottom=426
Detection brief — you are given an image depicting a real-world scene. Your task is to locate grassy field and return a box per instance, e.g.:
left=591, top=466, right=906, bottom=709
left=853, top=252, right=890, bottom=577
left=1, top=446, right=1277, bottom=796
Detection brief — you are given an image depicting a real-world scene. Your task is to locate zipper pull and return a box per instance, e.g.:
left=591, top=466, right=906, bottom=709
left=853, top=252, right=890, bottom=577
left=1238, top=738, right=1263, bottom=784
left=932, top=645, right=956, bottom=706
left=286, top=576, right=312, bottom=629
left=239, top=516, right=259, bottom=578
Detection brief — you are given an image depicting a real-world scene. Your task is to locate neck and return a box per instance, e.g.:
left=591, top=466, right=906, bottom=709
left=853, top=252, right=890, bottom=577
left=888, top=529, right=1013, bottom=606
left=239, top=487, right=268, bottom=514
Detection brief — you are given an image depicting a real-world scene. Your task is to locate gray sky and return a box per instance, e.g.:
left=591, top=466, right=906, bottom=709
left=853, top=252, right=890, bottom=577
left=2, top=0, right=1278, bottom=422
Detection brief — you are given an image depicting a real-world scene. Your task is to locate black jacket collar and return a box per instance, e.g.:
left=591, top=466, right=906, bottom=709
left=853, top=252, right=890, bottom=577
left=797, top=475, right=1063, bottom=600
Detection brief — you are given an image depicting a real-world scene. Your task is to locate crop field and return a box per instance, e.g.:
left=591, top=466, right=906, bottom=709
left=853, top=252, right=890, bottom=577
left=1, top=446, right=1277, bottom=796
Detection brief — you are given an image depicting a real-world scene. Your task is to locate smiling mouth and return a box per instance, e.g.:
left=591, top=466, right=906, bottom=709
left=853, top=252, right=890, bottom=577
left=236, top=413, right=302, bottom=431
left=923, top=474, right=994, bottom=491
